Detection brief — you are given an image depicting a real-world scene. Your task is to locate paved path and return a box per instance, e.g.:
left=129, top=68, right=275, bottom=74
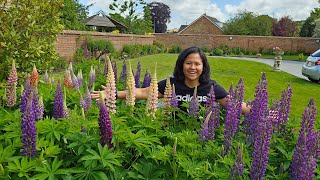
left=211, top=56, right=307, bottom=80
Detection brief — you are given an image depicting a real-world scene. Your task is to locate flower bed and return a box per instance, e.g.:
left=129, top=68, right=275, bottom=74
left=0, top=59, right=319, bottom=179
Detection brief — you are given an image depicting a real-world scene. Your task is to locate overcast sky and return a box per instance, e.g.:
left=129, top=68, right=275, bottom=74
left=79, top=0, right=319, bottom=29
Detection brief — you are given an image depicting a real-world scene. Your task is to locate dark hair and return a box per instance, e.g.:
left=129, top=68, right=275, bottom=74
left=173, top=46, right=210, bottom=83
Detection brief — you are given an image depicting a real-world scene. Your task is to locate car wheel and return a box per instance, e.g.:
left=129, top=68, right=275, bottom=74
left=308, top=77, right=320, bottom=83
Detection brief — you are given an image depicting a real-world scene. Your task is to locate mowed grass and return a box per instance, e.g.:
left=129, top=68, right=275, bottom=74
left=128, top=54, right=319, bottom=125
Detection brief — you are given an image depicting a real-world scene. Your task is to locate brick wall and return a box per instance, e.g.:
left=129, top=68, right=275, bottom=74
left=179, top=16, right=223, bottom=35
left=154, top=34, right=320, bottom=53
left=55, top=30, right=155, bottom=60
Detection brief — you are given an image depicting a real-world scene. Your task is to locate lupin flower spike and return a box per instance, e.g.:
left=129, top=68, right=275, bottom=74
left=135, top=61, right=141, bottom=88
left=63, top=87, right=69, bottom=118
left=120, top=59, right=127, bottom=81
left=53, top=81, right=65, bottom=119
left=146, top=63, right=158, bottom=118
left=105, top=56, right=117, bottom=114
left=77, top=69, right=83, bottom=88
left=163, top=77, right=172, bottom=108
left=6, top=59, right=18, bottom=107
left=30, top=64, right=39, bottom=91
left=188, top=86, right=199, bottom=118
left=126, top=61, right=136, bottom=108
left=89, top=65, right=96, bottom=87
left=38, top=95, right=44, bottom=120
left=64, top=70, right=73, bottom=89
left=21, top=92, right=37, bottom=157
left=170, top=84, right=178, bottom=109
left=142, top=70, right=151, bottom=88
left=98, top=92, right=113, bottom=148
left=199, top=111, right=213, bottom=141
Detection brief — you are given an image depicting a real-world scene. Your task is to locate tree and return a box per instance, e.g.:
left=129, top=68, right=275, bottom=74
left=312, top=18, right=320, bottom=37
left=0, top=0, right=63, bottom=81
left=223, top=11, right=273, bottom=36
left=272, top=16, right=297, bottom=37
left=60, top=0, right=92, bottom=30
left=300, top=8, right=320, bottom=37
left=109, top=0, right=153, bottom=34
left=148, top=2, right=171, bottom=33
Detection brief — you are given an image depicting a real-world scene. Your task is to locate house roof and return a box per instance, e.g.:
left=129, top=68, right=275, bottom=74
left=83, top=15, right=127, bottom=29
left=178, top=25, right=188, bottom=33
left=178, top=14, right=223, bottom=34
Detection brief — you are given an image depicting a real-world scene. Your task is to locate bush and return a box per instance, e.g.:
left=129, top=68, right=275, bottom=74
left=298, top=53, right=305, bottom=60
left=169, top=45, right=183, bottom=53
left=87, top=38, right=116, bottom=59
left=212, top=48, right=224, bottom=56
left=201, top=46, right=210, bottom=53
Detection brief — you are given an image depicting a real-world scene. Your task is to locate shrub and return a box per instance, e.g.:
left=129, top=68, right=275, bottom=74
left=87, top=38, right=116, bottom=59
left=212, top=48, right=224, bottom=56
left=201, top=46, right=210, bottom=53
left=169, top=45, right=183, bottom=53
left=298, top=53, right=305, bottom=60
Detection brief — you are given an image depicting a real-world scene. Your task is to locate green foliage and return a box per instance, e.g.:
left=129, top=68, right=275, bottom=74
left=0, top=0, right=64, bottom=81
left=212, top=48, right=224, bottom=56
left=223, top=10, right=273, bottom=36
left=109, top=0, right=153, bottom=34
left=168, top=45, right=183, bottom=53
left=300, top=8, right=320, bottom=37
left=122, top=44, right=161, bottom=58
left=0, top=54, right=320, bottom=179
left=60, top=0, right=92, bottom=30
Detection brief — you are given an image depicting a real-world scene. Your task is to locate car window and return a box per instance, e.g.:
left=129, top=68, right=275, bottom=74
left=311, top=49, right=320, bottom=57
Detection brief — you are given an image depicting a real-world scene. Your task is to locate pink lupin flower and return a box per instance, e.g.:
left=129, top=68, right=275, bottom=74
left=64, top=70, right=73, bottom=89
left=105, top=56, right=117, bottom=114
left=6, top=60, right=18, bottom=107
left=126, top=61, right=136, bottom=108
left=63, top=87, right=69, bottom=119
left=30, top=64, right=38, bottom=91
left=146, top=64, right=158, bottom=118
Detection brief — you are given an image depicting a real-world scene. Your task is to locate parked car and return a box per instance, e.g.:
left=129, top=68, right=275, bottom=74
left=302, top=49, right=320, bottom=83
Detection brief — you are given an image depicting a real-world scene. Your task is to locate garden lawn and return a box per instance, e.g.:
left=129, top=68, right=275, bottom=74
left=126, top=53, right=319, bottom=126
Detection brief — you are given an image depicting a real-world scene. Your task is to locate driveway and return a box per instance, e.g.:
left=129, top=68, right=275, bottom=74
left=211, top=56, right=307, bottom=80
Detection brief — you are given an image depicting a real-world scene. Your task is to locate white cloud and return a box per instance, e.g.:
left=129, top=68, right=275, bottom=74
left=224, top=0, right=319, bottom=21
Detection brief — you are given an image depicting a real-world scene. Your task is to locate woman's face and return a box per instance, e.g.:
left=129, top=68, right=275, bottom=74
left=183, top=53, right=203, bottom=82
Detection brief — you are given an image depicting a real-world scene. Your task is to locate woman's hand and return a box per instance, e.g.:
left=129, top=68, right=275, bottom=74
left=90, top=85, right=107, bottom=101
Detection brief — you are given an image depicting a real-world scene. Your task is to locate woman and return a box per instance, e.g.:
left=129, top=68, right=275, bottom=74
left=91, top=46, right=250, bottom=114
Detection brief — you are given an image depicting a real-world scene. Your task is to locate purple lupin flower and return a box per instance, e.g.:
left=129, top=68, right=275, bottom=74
left=98, top=92, right=113, bottom=148
left=198, top=111, right=212, bottom=141
left=223, top=95, right=238, bottom=154
left=85, top=85, right=92, bottom=109
left=21, top=92, right=37, bottom=157
left=20, top=78, right=31, bottom=114
left=53, top=81, right=65, bottom=119
left=31, top=90, right=40, bottom=120
left=70, top=70, right=79, bottom=91
left=84, top=43, right=89, bottom=59
left=77, top=69, right=83, bottom=88
left=6, top=60, right=18, bottom=107
left=79, top=93, right=87, bottom=112
left=205, top=85, right=220, bottom=139
left=119, top=59, right=127, bottom=81
left=231, top=145, right=244, bottom=179
left=142, top=70, right=151, bottom=88
left=290, top=98, right=319, bottom=180
left=278, top=84, right=293, bottom=125
left=134, top=61, right=141, bottom=88
left=170, top=84, right=178, bottom=109
left=249, top=73, right=272, bottom=180
left=112, top=61, right=117, bottom=83
left=248, top=73, right=268, bottom=142
left=188, top=86, right=199, bottom=118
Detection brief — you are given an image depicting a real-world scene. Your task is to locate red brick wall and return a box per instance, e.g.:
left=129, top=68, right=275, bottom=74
left=154, top=34, right=320, bottom=53
left=179, top=16, right=223, bottom=35
left=55, top=30, right=155, bottom=60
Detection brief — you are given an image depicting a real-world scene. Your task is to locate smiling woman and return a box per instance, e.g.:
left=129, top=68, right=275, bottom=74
left=91, top=46, right=250, bottom=114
